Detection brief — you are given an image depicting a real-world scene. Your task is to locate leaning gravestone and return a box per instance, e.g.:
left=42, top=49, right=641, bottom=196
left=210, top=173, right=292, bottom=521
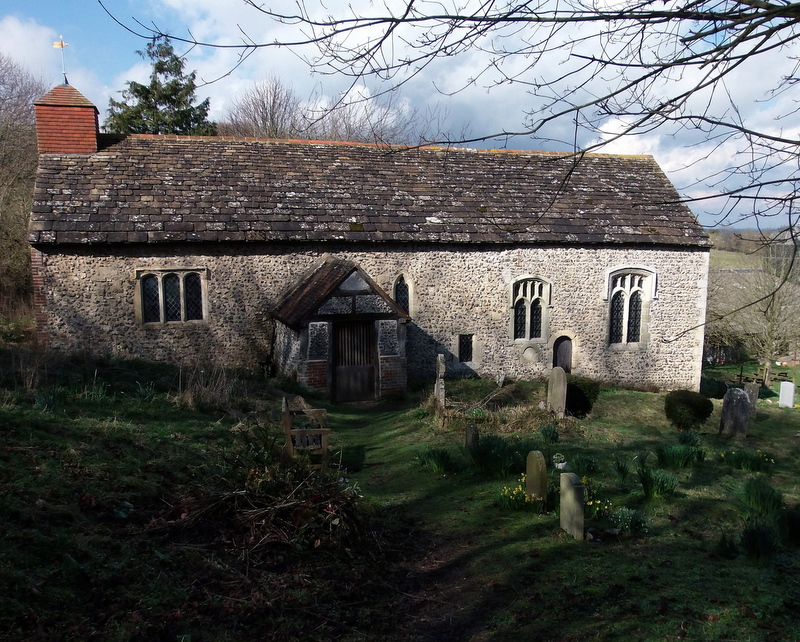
left=560, top=473, right=584, bottom=540
left=719, top=387, right=749, bottom=439
left=526, top=451, right=548, bottom=500
left=779, top=381, right=796, bottom=408
left=547, top=367, right=567, bottom=417
left=744, top=382, right=759, bottom=418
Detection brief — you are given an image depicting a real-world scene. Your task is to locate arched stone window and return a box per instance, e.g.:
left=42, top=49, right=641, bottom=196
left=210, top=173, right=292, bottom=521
left=607, top=269, right=654, bottom=346
left=511, top=277, right=550, bottom=342
left=137, top=269, right=207, bottom=324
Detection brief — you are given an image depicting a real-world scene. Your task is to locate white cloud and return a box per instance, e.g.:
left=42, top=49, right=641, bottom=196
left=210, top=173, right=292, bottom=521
left=0, top=15, right=59, bottom=83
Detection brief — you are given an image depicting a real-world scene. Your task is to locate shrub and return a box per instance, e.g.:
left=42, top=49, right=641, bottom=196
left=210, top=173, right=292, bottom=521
left=539, top=423, right=559, bottom=444
left=498, top=474, right=547, bottom=513
left=467, top=434, right=537, bottom=477
left=566, top=375, right=601, bottom=417
left=571, top=453, right=598, bottom=475
left=735, top=477, right=784, bottom=521
left=719, top=449, right=774, bottom=473
left=677, top=430, right=701, bottom=447
left=417, top=447, right=456, bottom=474
left=664, top=390, right=714, bottom=430
left=613, top=507, right=648, bottom=536
left=654, top=444, right=698, bottom=468
left=637, top=463, right=655, bottom=500
left=612, top=455, right=631, bottom=485
left=173, top=366, right=250, bottom=412
left=652, top=470, right=678, bottom=497
left=582, top=477, right=613, bottom=518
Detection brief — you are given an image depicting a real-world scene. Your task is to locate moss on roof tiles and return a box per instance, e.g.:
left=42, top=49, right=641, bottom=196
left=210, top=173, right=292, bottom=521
left=30, top=136, right=710, bottom=248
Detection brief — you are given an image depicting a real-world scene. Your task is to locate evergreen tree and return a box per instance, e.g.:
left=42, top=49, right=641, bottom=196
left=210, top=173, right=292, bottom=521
left=105, top=37, right=216, bottom=135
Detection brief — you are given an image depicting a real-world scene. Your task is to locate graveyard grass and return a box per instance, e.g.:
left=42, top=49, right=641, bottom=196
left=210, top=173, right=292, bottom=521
left=2, top=351, right=800, bottom=640
left=327, top=374, right=800, bottom=640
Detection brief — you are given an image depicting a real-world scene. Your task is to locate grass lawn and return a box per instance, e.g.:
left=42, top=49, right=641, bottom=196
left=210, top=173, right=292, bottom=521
left=2, top=351, right=800, bottom=640
left=328, top=380, right=800, bottom=640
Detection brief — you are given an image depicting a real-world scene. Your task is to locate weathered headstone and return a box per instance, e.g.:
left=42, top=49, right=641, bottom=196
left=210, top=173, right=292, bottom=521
left=465, top=424, right=480, bottom=461
left=744, top=382, right=759, bottom=417
left=719, top=387, right=749, bottom=439
left=560, top=473, right=584, bottom=540
left=547, top=366, right=567, bottom=417
left=434, top=353, right=446, bottom=416
left=436, top=353, right=446, bottom=379
left=526, top=451, right=548, bottom=500
left=779, top=381, right=796, bottom=408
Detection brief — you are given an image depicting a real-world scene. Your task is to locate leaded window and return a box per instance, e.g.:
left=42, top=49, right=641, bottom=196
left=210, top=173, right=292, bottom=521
left=511, top=278, right=549, bottom=341
left=139, top=270, right=206, bottom=324
left=185, top=273, right=204, bottom=321
left=608, top=271, right=649, bottom=345
left=459, top=334, right=474, bottom=362
left=142, top=275, right=161, bottom=323
left=163, top=274, right=181, bottom=322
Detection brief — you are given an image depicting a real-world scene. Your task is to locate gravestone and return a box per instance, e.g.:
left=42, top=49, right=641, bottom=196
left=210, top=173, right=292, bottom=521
left=779, top=381, right=796, bottom=408
left=465, top=424, right=480, bottom=462
left=525, top=451, right=548, bottom=500
left=434, top=353, right=446, bottom=416
left=560, top=473, right=584, bottom=540
left=719, top=387, right=749, bottom=439
left=547, top=367, right=567, bottom=417
left=744, top=382, right=759, bottom=417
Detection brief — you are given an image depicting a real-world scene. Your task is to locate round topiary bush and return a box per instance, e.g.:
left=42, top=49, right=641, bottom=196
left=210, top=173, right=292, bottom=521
left=664, top=390, right=714, bottom=430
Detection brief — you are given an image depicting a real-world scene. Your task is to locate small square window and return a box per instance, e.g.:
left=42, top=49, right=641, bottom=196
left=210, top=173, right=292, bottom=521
left=459, top=334, right=474, bottom=362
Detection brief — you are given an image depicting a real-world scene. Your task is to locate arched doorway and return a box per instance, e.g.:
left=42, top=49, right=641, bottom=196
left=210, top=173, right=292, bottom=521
left=553, top=336, right=573, bottom=373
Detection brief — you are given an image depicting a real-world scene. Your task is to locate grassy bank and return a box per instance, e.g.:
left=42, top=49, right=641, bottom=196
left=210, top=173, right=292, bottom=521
left=2, top=351, right=800, bottom=640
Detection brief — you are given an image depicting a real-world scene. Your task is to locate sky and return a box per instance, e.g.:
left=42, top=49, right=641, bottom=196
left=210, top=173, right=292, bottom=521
left=2, top=0, right=796, bottom=229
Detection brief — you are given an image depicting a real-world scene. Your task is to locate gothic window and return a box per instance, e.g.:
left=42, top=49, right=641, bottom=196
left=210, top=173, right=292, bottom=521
left=511, top=278, right=549, bottom=341
left=608, top=270, right=651, bottom=345
left=138, top=270, right=206, bottom=324
left=394, top=275, right=410, bottom=314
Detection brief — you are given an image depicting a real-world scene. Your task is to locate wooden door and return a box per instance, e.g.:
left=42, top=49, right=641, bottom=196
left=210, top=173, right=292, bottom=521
left=553, top=336, right=572, bottom=374
left=333, top=321, right=376, bottom=402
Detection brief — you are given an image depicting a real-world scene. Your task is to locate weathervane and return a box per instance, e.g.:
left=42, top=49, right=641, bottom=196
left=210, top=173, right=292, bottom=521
left=53, top=36, right=68, bottom=85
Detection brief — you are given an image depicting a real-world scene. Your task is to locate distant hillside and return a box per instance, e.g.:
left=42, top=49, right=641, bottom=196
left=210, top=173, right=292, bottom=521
left=709, top=249, right=761, bottom=271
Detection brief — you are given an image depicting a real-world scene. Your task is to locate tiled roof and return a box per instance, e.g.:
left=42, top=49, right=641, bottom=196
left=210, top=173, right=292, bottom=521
left=29, top=135, right=710, bottom=247
left=34, top=84, right=97, bottom=109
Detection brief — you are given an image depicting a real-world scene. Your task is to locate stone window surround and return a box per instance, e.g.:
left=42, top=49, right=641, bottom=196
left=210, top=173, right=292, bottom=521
left=603, top=266, right=656, bottom=350
left=134, top=267, right=209, bottom=325
left=508, top=275, right=552, bottom=346
left=454, top=331, right=481, bottom=366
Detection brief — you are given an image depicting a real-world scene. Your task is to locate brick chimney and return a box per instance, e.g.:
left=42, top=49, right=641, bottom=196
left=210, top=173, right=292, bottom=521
left=34, top=84, right=99, bottom=154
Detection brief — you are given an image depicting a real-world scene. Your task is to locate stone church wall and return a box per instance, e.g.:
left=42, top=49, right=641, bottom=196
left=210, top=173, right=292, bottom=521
left=31, top=241, right=709, bottom=391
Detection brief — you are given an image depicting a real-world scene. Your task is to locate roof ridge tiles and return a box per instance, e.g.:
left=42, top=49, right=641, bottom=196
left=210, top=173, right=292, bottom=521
left=122, top=134, right=650, bottom=159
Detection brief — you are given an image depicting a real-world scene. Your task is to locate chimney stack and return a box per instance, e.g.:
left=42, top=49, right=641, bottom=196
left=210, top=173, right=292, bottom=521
left=34, top=84, right=99, bottom=154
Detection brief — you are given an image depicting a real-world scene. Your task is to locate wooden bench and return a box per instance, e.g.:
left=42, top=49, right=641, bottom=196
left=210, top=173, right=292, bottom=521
left=281, top=397, right=331, bottom=469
